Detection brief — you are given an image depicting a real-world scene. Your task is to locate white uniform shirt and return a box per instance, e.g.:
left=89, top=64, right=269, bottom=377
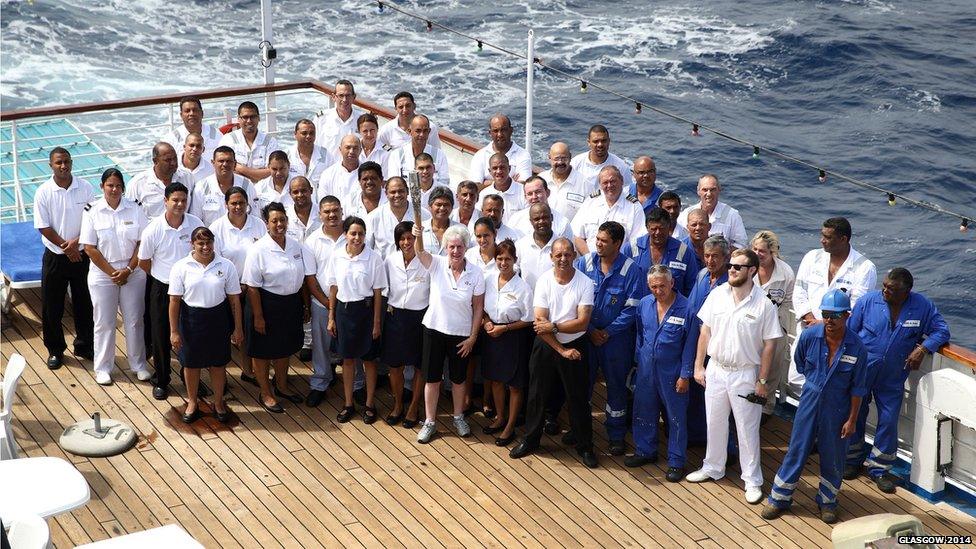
left=377, top=118, right=442, bottom=150
left=79, top=197, right=148, bottom=275
left=515, top=232, right=558, bottom=290
left=697, top=283, right=784, bottom=369
left=387, top=143, right=450, bottom=187
left=190, top=174, right=259, bottom=227
left=677, top=201, right=748, bottom=250
left=570, top=152, right=634, bottom=190
left=672, top=223, right=690, bottom=242
left=533, top=268, right=595, bottom=344
left=168, top=254, right=241, bottom=308
left=343, top=189, right=388, bottom=221
left=284, top=204, right=322, bottom=243
left=484, top=272, right=533, bottom=324
left=305, top=229, right=345, bottom=294
left=422, top=255, right=486, bottom=336
left=325, top=246, right=387, bottom=302
left=161, top=123, right=222, bottom=162
left=570, top=193, right=647, bottom=251
left=753, top=256, right=796, bottom=331
left=467, top=142, right=532, bottom=182
left=421, top=220, right=463, bottom=256
left=465, top=246, right=498, bottom=277
left=366, top=203, right=429, bottom=259
left=137, top=213, right=205, bottom=283
left=316, top=162, right=360, bottom=205
left=508, top=207, right=573, bottom=241
left=540, top=168, right=593, bottom=221
left=178, top=157, right=215, bottom=186
left=253, top=175, right=296, bottom=211
left=792, top=246, right=876, bottom=321
left=33, top=175, right=96, bottom=254
left=218, top=129, right=279, bottom=171
left=241, top=234, right=315, bottom=296
left=450, top=206, right=481, bottom=227
left=210, top=214, right=266, bottom=277
left=125, top=167, right=195, bottom=220
left=478, top=182, right=528, bottom=223
left=360, top=145, right=390, bottom=172
left=385, top=252, right=431, bottom=311
left=287, top=143, right=336, bottom=186
left=313, top=106, right=365, bottom=151
left=467, top=220, right=522, bottom=249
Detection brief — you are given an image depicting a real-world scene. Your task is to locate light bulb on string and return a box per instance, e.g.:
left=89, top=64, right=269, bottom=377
left=377, top=1, right=384, bottom=13
left=887, top=193, right=896, bottom=206
left=752, top=146, right=760, bottom=159
left=818, top=169, right=827, bottom=183
left=425, top=20, right=433, bottom=32
left=580, top=81, right=588, bottom=93
left=961, top=218, right=970, bottom=232
left=476, top=40, right=483, bottom=52
left=635, top=102, right=642, bottom=114
left=692, top=124, right=700, bottom=137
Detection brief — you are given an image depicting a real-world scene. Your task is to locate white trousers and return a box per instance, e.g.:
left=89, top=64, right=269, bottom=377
left=787, top=321, right=807, bottom=390
left=701, top=364, right=763, bottom=489
left=88, top=266, right=148, bottom=375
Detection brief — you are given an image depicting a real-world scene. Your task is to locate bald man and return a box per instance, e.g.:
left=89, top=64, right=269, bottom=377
left=627, top=156, right=663, bottom=214
left=388, top=114, right=450, bottom=187
left=316, top=134, right=362, bottom=205
left=676, top=174, right=747, bottom=250
left=126, top=142, right=196, bottom=219
left=539, top=142, right=591, bottom=221
left=468, top=113, right=532, bottom=185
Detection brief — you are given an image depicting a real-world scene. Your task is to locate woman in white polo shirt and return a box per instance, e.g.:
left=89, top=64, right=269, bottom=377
left=463, top=216, right=498, bottom=417
left=168, top=227, right=244, bottom=423
left=382, top=221, right=431, bottom=428
left=325, top=215, right=387, bottom=424
left=241, top=202, right=326, bottom=413
left=80, top=168, right=151, bottom=386
left=411, top=224, right=485, bottom=444
left=210, top=185, right=266, bottom=385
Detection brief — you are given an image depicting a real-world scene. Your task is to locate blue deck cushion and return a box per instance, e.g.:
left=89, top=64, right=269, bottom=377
left=1, top=221, right=44, bottom=288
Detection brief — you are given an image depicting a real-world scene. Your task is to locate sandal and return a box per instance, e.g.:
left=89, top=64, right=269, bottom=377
left=363, top=406, right=378, bottom=425
left=337, top=406, right=356, bottom=423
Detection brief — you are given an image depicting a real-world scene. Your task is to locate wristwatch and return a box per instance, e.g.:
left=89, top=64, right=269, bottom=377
left=758, top=378, right=767, bottom=385
left=551, top=324, right=559, bottom=334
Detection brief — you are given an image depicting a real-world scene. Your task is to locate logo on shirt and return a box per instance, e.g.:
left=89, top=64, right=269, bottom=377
left=903, top=319, right=921, bottom=328
left=610, top=296, right=618, bottom=305
left=839, top=354, right=858, bottom=364
left=293, top=253, right=302, bottom=260
left=123, top=220, right=133, bottom=225
left=666, top=316, right=685, bottom=326
left=668, top=261, right=687, bottom=271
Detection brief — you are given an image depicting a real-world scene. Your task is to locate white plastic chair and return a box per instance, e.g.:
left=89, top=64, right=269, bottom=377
left=1, top=354, right=27, bottom=460
left=5, top=513, right=51, bottom=549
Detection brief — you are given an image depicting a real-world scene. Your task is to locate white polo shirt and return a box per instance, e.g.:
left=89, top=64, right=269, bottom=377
left=508, top=207, right=573, bottom=241
left=305, top=229, right=345, bottom=293
left=387, top=143, right=450, bottom=187
left=168, top=254, right=241, bottom=308
left=210, top=214, right=266, bottom=277
left=218, top=129, right=279, bottom=171
left=484, top=272, right=533, bottom=324
left=367, top=203, right=429, bottom=259
left=161, top=123, right=222, bottom=161
left=467, top=142, right=533, bottom=183
left=450, top=206, right=481, bottom=227
left=190, top=174, right=259, bottom=227
left=287, top=143, right=336, bottom=187
left=316, top=162, right=360, bottom=205
left=241, top=234, right=315, bottom=296
left=570, top=151, right=634, bottom=189
left=540, top=168, right=592, bottom=221
left=253, top=174, right=296, bottom=211
left=178, top=157, right=216, bottom=186
left=533, top=268, right=595, bottom=344
left=515, top=232, right=558, bottom=290
left=343, top=188, right=388, bottom=221
left=478, top=181, right=528, bottom=223
left=422, top=255, right=486, bottom=336
left=325, top=246, right=387, bottom=302
left=137, top=213, right=205, bottom=283
left=677, top=201, right=748, bottom=250
left=79, top=197, right=148, bottom=269
left=377, top=117, right=442, bottom=150
left=33, top=175, right=96, bottom=254
left=313, top=106, right=365, bottom=151
left=697, top=283, right=783, bottom=369
left=465, top=246, right=498, bottom=277
left=126, top=167, right=195, bottom=219
left=385, top=252, right=431, bottom=311
left=570, top=193, right=647, bottom=251
left=285, top=204, right=321, bottom=243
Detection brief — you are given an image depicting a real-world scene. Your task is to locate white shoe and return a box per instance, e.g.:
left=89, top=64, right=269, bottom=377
left=453, top=415, right=471, bottom=438
left=745, top=486, right=763, bottom=504
left=685, top=469, right=717, bottom=483
left=95, top=371, right=112, bottom=386
left=417, top=421, right=437, bottom=444
left=134, top=369, right=152, bottom=382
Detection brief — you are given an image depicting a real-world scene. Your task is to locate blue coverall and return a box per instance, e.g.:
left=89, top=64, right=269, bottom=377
left=768, top=325, right=869, bottom=510
left=626, top=183, right=663, bottom=215
left=632, top=293, right=695, bottom=466
left=685, top=267, right=728, bottom=445
left=621, top=236, right=700, bottom=297
left=575, top=252, right=645, bottom=442
left=845, top=290, right=950, bottom=477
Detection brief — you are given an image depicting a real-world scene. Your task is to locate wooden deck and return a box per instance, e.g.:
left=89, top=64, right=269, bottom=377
left=2, top=287, right=975, bottom=548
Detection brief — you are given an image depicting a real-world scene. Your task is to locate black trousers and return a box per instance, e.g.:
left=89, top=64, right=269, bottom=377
left=523, top=336, right=592, bottom=451
left=41, top=249, right=94, bottom=355
left=148, top=277, right=173, bottom=387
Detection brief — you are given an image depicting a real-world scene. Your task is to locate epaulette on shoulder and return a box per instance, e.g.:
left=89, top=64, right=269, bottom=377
left=382, top=144, right=394, bottom=152
left=133, top=198, right=143, bottom=207
left=83, top=202, right=93, bottom=211
left=626, top=194, right=639, bottom=203
left=589, top=189, right=602, bottom=199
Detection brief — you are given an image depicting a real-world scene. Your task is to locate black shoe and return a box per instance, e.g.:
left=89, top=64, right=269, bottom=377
left=874, top=474, right=898, bottom=494
left=843, top=464, right=861, bottom=481
left=261, top=400, right=284, bottom=414
left=298, top=348, right=312, bottom=361
left=152, top=386, right=168, bottom=400
left=182, top=408, right=202, bottom=423
left=495, top=433, right=516, bottom=446
left=385, top=413, right=404, bottom=426
left=402, top=417, right=419, bottom=429
left=74, top=348, right=94, bottom=361
left=241, top=372, right=259, bottom=386
left=462, top=405, right=475, bottom=418
left=402, top=389, right=413, bottom=403
left=666, top=467, right=685, bottom=483
left=624, top=454, right=657, bottom=468
left=608, top=440, right=626, bottom=456
left=483, top=424, right=504, bottom=435
left=305, top=389, right=326, bottom=407
left=483, top=407, right=497, bottom=420
left=214, top=407, right=231, bottom=423
left=337, top=406, right=356, bottom=423
left=363, top=406, right=378, bottom=425
left=561, top=431, right=577, bottom=446
left=46, top=353, right=64, bottom=370
left=510, top=439, right=539, bottom=459
left=274, top=387, right=302, bottom=404
left=353, top=388, right=366, bottom=406
left=543, top=419, right=561, bottom=436
left=579, top=450, right=599, bottom=469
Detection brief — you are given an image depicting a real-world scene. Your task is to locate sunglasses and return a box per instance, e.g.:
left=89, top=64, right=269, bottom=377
left=726, top=263, right=754, bottom=272
left=822, top=311, right=846, bottom=320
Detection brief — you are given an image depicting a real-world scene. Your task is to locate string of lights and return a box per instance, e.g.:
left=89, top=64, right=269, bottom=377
left=374, top=1, right=973, bottom=231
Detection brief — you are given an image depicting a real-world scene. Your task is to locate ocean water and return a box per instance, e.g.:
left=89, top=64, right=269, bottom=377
left=2, top=0, right=975, bottom=349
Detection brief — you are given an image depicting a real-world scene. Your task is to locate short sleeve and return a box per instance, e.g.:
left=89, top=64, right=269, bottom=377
left=134, top=206, right=149, bottom=236
left=300, top=242, right=317, bottom=276
left=32, top=186, right=51, bottom=229
left=519, top=280, right=534, bottom=322
left=372, top=254, right=388, bottom=290
left=760, top=299, right=784, bottom=340
left=323, top=255, right=338, bottom=287
left=570, top=209, right=585, bottom=237
left=168, top=263, right=186, bottom=296
left=79, top=210, right=97, bottom=246
left=137, top=224, right=156, bottom=261
left=533, top=275, right=550, bottom=310
left=240, top=247, right=264, bottom=287
left=472, top=268, right=486, bottom=296
left=579, top=276, right=595, bottom=307
left=224, top=263, right=242, bottom=295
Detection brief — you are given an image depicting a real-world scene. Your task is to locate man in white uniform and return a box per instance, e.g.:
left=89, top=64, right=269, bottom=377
left=127, top=142, right=195, bottom=219
left=253, top=150, right=296, bottom=210
left=317, top=135, right=362, bottom=206
left=509, top=176, right=573, bottom=239
left=477, top=153, right=527, bottom=223
left=468, top=114, right=532, bottom=185
left=571, top=166, right=646, bottom=255
left=514, top=203, right=559, bottom=290
left=790, top=217, right=876, bottom=388
left=288, top=118, right=336, bottom=186
left=540, top=142, right=591, bottom=221
left=387, top=115, right=450, bottom=187
left=190, top=146, right=259, bottom=226
left=676, top=174, right=747, bottom=250
left=160, top=96, right=222, bottom=161
left=450, top=181, right=481, bottom=227
left=313, top=79, right=365, bottom=152
left=685, top=249, right=783, bottom=504
left=377, top=91, right=441, bottom=150
left=570, top=125, right=634, bottom=190
left=218, top=101, right=279, bottom=183
left=178, top=133, right=214, bottom=185
left=474, top=194, right=521, bottom=244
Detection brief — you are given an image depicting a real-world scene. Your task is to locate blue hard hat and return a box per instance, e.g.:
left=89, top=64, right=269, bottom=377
left=820, top=288, right=851, bottom=313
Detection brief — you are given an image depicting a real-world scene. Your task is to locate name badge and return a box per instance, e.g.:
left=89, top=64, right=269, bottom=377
left=203, top=194, right=221, bottom=211
left=903, top=319, right=921, bottom=328
left=412, top=275, right=426, bottom=283
left=744, top=313, right=757, bottom=321
left=567, top=192, right=585, bottom=204
left=293, top=253, right=302, bottom=260
left=840, top=354, right=858, bottom=364
left=503, top=293, right=517, bottom=301
left=668, top=260, right=687, bottom=271
left=666, top=316, right=685, bottom=326
left=179, top=234, right=190, bottom=241
left=123, top=220, right=133, bottom=225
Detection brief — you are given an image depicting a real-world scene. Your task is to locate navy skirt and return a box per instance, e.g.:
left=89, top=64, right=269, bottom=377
left=335, top=298, right=381, bottom=360
left=180, top=300, right=232, bottom=369
left=481, top=324, right=532, bottom=389
left=245, top=288, right=303, bottom=360
left=381, top=306, right=426, bottom=366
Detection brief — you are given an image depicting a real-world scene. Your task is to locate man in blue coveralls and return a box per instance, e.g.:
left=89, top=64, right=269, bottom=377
left=574, top=221, right=645, bottom=456
left=761, top=289, right=868, bottom=524
left=844, top=268, right=950, bottom=493
left=626, top=265, right=695, bottom=481
left=622, top=207, right=699, bottom=297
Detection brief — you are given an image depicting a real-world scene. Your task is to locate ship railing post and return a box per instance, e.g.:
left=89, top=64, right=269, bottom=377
left=525, top=29, right=535, bottom=167
left=11, top=120, right=24, bottom=222
left=260, top=0, right=277, bottom=134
